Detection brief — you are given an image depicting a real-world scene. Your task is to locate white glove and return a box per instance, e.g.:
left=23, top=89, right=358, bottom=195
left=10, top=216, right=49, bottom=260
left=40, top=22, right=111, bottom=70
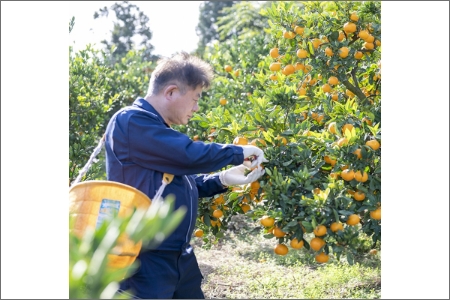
left=219, top=165, right=265, bottom=187
left=239, top=145, right=269, bottom=168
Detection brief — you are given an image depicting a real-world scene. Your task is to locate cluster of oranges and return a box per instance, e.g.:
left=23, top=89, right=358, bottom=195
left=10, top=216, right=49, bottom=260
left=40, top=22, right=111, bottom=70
left=267, top=11, right=380, bottom=103
left=260, top=206, right=381, bottom=263
left=194, top=136, right=267, bottom=237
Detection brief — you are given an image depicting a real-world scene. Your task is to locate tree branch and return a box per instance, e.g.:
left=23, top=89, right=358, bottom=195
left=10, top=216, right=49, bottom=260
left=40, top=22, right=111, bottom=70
left=342, top=79, right=368, bottom=106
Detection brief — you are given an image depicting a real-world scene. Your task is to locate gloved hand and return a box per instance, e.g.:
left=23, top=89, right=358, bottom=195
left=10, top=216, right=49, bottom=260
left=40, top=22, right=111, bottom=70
left=219, top=165, right=265, bottom=187
left=239, top=145, right=269, bottom=168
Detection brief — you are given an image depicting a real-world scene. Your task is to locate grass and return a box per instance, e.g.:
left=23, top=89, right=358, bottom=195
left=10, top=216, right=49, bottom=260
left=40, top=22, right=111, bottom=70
left=192, top=215, right=381, bottom=299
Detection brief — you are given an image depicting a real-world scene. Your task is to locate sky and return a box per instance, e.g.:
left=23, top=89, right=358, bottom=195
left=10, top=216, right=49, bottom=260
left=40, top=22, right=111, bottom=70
left=68, top=1, right=204, bottom=57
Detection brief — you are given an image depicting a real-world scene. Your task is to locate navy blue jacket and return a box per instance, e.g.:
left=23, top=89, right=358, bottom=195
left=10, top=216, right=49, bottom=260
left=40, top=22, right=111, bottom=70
left=104, top=98, right=244, bottom=250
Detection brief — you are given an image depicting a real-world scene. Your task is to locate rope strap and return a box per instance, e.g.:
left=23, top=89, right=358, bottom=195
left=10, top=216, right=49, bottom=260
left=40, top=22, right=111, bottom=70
left=71, top=135, right=105, bottom=186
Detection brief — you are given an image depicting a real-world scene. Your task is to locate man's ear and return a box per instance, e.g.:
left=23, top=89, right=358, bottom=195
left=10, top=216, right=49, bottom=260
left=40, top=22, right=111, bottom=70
left=163, top=85, right=178, bottom=100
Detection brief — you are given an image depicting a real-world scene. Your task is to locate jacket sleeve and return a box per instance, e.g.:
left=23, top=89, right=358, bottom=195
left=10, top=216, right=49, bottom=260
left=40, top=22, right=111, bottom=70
left=124, top=112, right=244, bottom=176
left=193, top=173, right=228, bottom=198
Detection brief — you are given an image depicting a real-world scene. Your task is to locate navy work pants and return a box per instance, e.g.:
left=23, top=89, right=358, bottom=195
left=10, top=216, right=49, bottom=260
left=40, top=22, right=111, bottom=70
left=117, top=247, right=204, bottom=299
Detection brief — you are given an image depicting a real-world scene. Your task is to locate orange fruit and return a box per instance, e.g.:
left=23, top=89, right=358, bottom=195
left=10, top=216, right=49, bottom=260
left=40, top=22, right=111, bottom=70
left=324, top=155, right=337, bottom=166
left=233, top=136, right=248, bottom=145
left=328, top=122, right=337, bottom=134
left=328, top=76, right=339, bottom=85
left=282, top=64, right=295, bottom=76
left=304, top=65, right=312, bottom=73
left=270, top=47, right=279, bottom=58
left=331, top=93, right=339, bottom=101
left=269, top=74, right=278, bottom=81
left=276, top=136, right=287, bottom=145
left=375, top=40, right=381, bottom=47
left=297, top=49, right=308, bottom=59
left=194, top=229, right=204, bottom=237
left=315, top=252, right=329, bottom=263
left=353, top=191, right=365, bottom=201
left=365, top=35, right=375, bottom=43
left=362, top=117, right=373, bottom=126
left=330, top=222, right=344, bottom=232
left=350, top=12, right=359, bottom=22
left=273, top=227, right=286, bottom=237
left=250, top=181, right=260, bottom=192
left=341, top=169, right=355, bottom=181
left=290, top=238, right=304, bottom=249
left=364, top=42, right=374, bottom=50
left=250, top=138, right=267, bottom=147
left=339, top=46, right=349, bottom=58
left=366, top=139, right=380, bottom=150
left=337, top=31, right=345, bottom=41
left=322, top=84, right=332, bottom=93
left=369, top=249, right=378, bottom=255
left=224, top=65, right=232, bottom=72
left=310, top=237, right=326, bottom=251
left=212, top=209, right=223, bottom=218
left=336, top=137, right=348, bottom=147
left=274, top=244, right=289, bottom=255
left=240, top=204, right=251, bottom=213
left=297, top=88, right=307, bottom=96
left=370, top=208, right=381, bottom=220
left=214, top=194, right=224, bottom=205
left=301, top=111, right=308, bottom=120
left=260, top=216, right=275, bottom=227
left=210, top=219, right=221, bottom=227
left=219, top=98, right=227, bottom=106
left=313, top=188, right=321, bottom=195
left=283, top=31, right=296, bottom=39
left=354, top=171, right=369, bottom=182
left=353, top=149, right=362, bottom=159
left=316, top=114, right=324, bottom=124
left=358, top=30, right=370, bottom=40
left=269, top=62, right=282, bottom=71
left=324, top=47, right=333, bottom=57
left=295, top=62, right=305, bottom=71
left=193, top=135, right=200, bottom=141
left=234, top=69, right=240, bottom=77
left=346, top=214, right=360, bottom=226
left=346, top=89, right=355, bottom=98
left=342, top=123, right=354, bottom=134
left=313, top=225, right=327, bottom=237
left=329, top=172, right=339, bottom=179
left=312, top=38, right=322, bottom=49
left=343, top=22, right=357, bottom=34
left=354, top=51, right=363, bottom=60
left=294, top=26, right=305, bottom=35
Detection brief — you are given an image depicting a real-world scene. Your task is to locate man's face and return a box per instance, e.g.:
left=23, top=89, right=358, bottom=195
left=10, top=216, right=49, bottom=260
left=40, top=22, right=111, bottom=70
left=167, top=85, right=202, bottom=126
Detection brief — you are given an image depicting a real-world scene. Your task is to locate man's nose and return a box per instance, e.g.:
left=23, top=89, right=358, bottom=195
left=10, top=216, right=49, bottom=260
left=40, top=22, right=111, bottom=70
left=192, top=102, right=199, bottom=112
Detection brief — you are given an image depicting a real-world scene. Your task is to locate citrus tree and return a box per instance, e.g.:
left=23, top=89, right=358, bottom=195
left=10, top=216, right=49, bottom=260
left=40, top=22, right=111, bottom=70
left=69, top=40, right=155, bottom=184
left=185, top=1, right=381, bottom=264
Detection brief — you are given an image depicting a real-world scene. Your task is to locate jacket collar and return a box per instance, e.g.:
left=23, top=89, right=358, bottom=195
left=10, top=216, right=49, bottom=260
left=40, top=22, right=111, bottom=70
left=132, top=98, right=170, bottom=128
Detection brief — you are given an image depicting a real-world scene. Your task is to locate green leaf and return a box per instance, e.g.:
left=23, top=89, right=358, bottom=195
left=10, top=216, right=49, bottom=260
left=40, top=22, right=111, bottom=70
left=346, top=252, right=354, bottom=265
left=333, top=209, right=340, bottom=222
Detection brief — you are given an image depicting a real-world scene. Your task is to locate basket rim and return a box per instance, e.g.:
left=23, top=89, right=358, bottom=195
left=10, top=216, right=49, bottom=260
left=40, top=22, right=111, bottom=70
left=69, top=180, right=151, bottom=203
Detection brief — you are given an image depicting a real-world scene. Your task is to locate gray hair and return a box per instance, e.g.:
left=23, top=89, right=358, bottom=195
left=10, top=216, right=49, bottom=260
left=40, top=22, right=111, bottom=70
left=147, top=52, right=214, bottom=95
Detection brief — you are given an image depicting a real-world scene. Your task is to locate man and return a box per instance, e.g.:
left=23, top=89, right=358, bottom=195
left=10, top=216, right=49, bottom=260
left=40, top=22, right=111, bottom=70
left=104, top=52, right=267, bottom=299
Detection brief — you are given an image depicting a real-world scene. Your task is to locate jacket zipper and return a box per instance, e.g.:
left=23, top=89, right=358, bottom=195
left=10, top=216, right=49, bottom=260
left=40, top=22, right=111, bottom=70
left=184, top=175, right=193, bottom=244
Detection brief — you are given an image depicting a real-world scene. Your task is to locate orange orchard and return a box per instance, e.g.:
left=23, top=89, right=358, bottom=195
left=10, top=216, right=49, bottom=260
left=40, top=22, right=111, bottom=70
left=190, top=1, right=381, bottom=265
